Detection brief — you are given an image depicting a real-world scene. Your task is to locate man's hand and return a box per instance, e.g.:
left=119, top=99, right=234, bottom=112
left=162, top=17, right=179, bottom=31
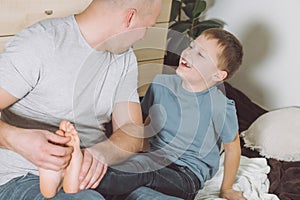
left=79, top=148, right=107, bottom=190
left=13, top=128, right=73, bottom=171
left=220, top=188, right=246, bottom=200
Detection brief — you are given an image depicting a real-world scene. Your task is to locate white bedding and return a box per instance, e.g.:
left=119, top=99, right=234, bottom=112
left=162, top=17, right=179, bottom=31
left=195, top=153, right=280, bottom=200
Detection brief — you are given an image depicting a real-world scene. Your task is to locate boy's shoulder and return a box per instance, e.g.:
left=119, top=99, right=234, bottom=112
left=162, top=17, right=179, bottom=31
left=151, top=74, right=181, bottom=93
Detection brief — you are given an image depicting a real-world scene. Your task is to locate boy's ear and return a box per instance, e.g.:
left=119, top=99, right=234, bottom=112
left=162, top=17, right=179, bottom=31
left=213, top=70, right=228, bottom=81
left=125, top=8, right=137, bottom=28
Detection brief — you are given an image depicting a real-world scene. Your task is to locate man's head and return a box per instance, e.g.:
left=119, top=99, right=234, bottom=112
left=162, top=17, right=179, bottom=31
left=91, top=0, right=162, bottom=54
left=177, top=28, right=243, bottom=87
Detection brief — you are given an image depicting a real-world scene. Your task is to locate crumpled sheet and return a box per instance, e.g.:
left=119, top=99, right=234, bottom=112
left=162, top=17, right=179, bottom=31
left=195, top=153, right=279, bottom=200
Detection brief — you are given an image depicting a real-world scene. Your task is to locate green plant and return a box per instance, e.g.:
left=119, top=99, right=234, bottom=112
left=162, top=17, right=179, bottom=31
left=164, top=0, right=225, bottom=66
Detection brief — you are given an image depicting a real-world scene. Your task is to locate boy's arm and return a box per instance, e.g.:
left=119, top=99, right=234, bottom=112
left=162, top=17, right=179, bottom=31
left=219, top=133, right=246, bottom=200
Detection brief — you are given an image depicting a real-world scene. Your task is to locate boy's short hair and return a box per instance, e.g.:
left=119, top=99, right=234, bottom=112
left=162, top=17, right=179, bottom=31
left=202, top=28, right=243, bottom=80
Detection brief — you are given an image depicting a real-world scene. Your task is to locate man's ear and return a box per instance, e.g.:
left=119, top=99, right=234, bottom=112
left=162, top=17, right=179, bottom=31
left=125, top=8, right=137, bottom=28
left=212, top=70, right=228, bottom=81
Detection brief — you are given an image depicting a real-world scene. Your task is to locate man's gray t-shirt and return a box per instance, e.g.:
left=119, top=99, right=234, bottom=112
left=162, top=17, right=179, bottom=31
left=0, top=15, right=139, bottom=185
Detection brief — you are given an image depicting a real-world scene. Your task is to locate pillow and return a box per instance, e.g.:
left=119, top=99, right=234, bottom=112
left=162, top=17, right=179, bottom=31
left=241, top=106, right=300, bottom=162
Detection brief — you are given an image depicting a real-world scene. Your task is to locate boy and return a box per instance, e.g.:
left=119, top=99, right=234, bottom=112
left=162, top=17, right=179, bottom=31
left=59, top=28, right=244, bottom=200
left=96, top=28, right=245, bottom=200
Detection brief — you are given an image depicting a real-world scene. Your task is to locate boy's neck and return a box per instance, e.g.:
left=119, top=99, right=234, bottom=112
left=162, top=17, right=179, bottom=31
left=181, top=79, right=216, bottom=93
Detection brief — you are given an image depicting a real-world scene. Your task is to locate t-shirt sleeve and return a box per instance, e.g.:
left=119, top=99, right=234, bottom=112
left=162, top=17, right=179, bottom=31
left=0, top=29, right=43, bottom=99
left=219, top=99, right=239, bottom=143
left=114, top=50, right=139, bottom=103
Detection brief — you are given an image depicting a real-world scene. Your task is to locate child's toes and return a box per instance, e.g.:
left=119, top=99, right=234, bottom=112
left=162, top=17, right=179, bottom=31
left=56, top=129, right=65, bottom=137
left=59, top=120, right=68, bottom=132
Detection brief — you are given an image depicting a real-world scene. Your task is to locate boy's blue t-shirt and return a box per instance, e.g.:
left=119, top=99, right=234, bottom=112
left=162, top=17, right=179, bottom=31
left=141, top=74, right=238, bottom=185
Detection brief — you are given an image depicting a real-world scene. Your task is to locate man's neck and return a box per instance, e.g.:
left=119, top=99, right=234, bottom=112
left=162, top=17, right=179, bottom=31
left=74, top=14, right=105, bottom=49
left=74, top=1, right=122, bottom=50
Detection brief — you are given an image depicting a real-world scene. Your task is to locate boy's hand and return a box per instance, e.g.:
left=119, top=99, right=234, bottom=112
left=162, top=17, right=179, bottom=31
left=220, top=188, right=246, bottom=200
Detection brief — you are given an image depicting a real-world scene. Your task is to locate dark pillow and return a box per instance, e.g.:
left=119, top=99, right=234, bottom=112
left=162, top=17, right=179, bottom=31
left=222, top=82, right=268, bottom=133
left=221, top=82, right=268, bottom=156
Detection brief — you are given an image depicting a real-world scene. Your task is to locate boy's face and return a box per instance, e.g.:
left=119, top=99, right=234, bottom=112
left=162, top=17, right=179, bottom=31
left=176, top=35, right=223, bottom=85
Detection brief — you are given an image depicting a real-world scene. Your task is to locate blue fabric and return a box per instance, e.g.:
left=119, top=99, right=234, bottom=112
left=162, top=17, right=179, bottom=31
left=97, top=153, right=200, bottom=200
left=108, top=187, right=184, bottom=200
left=125, top=187, right=184, bottom=200
left=141, top=74, right=239, bottom=184
left=0, top=173, right=104, bottom=200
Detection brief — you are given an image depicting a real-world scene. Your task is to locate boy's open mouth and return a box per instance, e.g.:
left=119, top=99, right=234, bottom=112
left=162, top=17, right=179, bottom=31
left=181, top=58, right=192, bottom=68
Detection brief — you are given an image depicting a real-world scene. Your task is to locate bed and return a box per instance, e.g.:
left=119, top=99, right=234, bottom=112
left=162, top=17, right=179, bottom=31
left=195, top=82, right=300, bottom=200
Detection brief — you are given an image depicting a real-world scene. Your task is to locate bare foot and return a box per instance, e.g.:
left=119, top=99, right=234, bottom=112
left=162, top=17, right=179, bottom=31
left=39, top=130, right=65, bottom=198
left=60, top=120, right=83, bottom=194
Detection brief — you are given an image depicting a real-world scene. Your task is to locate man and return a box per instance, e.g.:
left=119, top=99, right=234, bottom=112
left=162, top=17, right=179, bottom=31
left=0, top=0, right=177, bottom=199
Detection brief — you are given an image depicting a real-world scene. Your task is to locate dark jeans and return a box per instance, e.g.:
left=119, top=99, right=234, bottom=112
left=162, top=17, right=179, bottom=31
left=0, top=173, right=104, bottom=200
left=96, top=153, right=201, bottom=200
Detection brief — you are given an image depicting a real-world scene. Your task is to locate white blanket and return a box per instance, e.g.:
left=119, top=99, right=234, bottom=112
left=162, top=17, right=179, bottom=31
left=195, top=153, right=279, bottom=200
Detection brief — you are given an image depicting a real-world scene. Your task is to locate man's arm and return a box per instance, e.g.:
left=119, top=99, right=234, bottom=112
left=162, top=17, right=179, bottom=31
left=94, top=101, right=143, bottom=163
left=0, top=87, right=73, bottom=171
left=0, top=87, right=18, bottom=111
left=142, top=115, right=151, bottom=150
left=219, top=133, right=245, bottom=200
left=79, top=101, right=144, bottom=189
left=0, top=87, right=19, bottom=149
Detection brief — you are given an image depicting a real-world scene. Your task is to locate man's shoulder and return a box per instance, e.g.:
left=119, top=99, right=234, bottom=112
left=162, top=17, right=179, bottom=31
left=35, top=15, right=74, bottom=31
left=18, top=15, right=74, bottom=37
left=5, top=16, right=74, bottom=50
